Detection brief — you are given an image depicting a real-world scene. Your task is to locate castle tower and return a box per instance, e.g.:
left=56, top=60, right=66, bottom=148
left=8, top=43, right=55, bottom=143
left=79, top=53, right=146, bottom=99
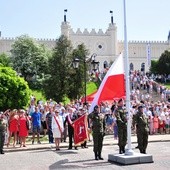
left=61, top=9, right=70, bottom=37
left=106, top=11, right=118, bottom=56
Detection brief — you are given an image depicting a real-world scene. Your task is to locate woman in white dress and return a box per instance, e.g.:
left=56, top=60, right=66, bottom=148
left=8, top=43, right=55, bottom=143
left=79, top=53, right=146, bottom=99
left=52, top=110, right=64, bottom=150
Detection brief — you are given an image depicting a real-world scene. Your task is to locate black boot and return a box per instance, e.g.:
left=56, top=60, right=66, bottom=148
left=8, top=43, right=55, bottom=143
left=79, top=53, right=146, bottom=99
left=94, top=152, right=98, bottom=160
left=0, top=149, right=4, bottom=154
left=119, top=146, right=122, bottom=154
left=98, top=152, right=104, bottom=160
left=139, top=149, right=143, bottom=153
left=122, top=146, right=125, bottom=153
left=143, top=149, right=146, bottom=154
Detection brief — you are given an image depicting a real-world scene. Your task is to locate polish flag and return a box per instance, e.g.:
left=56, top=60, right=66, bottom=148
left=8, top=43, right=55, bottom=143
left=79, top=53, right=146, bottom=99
left=89, top=53, right=125, bottom=113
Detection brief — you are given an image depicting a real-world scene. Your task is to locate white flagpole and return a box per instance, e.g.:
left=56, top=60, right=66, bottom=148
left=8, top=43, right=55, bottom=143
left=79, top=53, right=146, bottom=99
left=123, top=0, right=134, bottom=155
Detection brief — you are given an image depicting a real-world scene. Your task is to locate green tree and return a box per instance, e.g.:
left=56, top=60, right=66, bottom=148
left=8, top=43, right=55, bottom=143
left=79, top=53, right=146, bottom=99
left=0, top=66, right=31, bottom=111
left=157, top=50, right=170, bottom=75
left=0, top=53, right=11, bottom=67
left=43, top=35, right=73, bottom=102
left=67, top=44, right=89, bottom=100
left=10, top=35, right=51, bottom=89
left=150, top=60, right=159, bottom=74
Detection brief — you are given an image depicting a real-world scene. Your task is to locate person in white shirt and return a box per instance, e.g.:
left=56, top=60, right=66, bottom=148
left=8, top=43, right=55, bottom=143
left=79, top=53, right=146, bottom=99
left=52, top=110, right=64, bottom=150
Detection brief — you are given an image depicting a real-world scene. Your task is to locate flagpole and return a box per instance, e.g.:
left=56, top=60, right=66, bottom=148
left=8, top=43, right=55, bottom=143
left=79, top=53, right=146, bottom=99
left=123, top=0, right=134, bottom=155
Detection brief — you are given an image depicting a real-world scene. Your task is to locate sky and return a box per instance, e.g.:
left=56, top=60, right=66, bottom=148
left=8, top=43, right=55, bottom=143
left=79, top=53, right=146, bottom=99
left=0, top=0, right=170, bottom=41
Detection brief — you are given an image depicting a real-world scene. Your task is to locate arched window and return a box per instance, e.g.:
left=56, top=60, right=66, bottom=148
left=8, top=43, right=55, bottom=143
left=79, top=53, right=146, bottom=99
left=103, top=61, right=109, bottom=69
left=141, top=63, right=145, bottom=72
left=130, top=63, right=134, bottom=71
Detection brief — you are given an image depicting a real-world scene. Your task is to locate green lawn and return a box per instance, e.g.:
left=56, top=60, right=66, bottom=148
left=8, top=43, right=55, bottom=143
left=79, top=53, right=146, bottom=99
left=165, top=82, right=170, bottom=89
left=31, top=90, right=46, bottom=102
left=30, top=81, right=98, bottom=104
left=87, top=82, right=98, bottom=95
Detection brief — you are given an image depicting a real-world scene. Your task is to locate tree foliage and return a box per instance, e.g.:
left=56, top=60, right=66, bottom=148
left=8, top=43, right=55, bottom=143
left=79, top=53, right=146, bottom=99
left=150, top=50, right=170, bottom=75
left=0, top=53, right=11, bottom=67
left=67, top=44, right=89, bottom=100
left=10, top=35, right=51, bottom=89
left=157, top=50, right=170, bottom=75
left=43, top=36, right=89, bottom=102
left=150, top=60, right=159, bottom=74
left=43, top=35, right=73, bottom=102
left=0, top=67, right=31, bottom=111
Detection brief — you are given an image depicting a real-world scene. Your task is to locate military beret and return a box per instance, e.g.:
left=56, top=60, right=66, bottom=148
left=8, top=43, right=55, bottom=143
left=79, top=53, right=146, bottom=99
left=94, top=105, right=99, bottom=110
left=138, top=105, right=143, bottom=110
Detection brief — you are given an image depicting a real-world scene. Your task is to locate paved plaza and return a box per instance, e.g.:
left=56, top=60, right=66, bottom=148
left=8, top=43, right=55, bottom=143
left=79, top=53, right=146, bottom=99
left=0, top=142, right=170, bottom=170
left=1, top=134, right=170, bottom=170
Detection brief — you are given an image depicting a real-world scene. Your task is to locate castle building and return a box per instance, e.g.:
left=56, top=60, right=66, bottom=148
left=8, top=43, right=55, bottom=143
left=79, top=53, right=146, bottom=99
left=0, top=12, right=170, bottom=72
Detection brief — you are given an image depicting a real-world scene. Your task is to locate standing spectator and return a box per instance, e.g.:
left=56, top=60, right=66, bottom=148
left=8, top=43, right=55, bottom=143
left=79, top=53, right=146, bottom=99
left=52, top=110, right=64, bottom=150
left=165, top=114, right=170, bottom=134
left=3, top=110, right=10, bottom=145
left=88, top=105, right=105, bottom=160
left=8, top=109, right=19, bottom=147
left=148, top=115, right=154, bottom=135
left=18, top=110, right=28, bottom=147
left=153, top=115, right=159, bottom=134
left=136, top=105, right=149, bottom=154
left=60, top=108, right=67, bottom=142
left=112, top=113, right=118, bottom=140
left=41, top=109, right=47, bottom=136
left=0, top=114, right=6, bottom=154
left=65, top=108, right=78, bottom=150
left=115, top=99, right=127, bottom=154
left=46, top=108, right=54, bottom=143
left=31, top=107, right=42, bottom=144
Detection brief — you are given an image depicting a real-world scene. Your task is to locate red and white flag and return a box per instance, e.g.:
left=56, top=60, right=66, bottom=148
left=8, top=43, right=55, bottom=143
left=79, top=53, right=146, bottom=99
left=89, top=53, right=125, bottom=113
left=74, top=115, right=88, bottom=146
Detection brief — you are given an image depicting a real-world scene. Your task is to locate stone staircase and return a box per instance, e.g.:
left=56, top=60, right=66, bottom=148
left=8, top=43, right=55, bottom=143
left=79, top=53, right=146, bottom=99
left=140, top=88, right=161, bottom=103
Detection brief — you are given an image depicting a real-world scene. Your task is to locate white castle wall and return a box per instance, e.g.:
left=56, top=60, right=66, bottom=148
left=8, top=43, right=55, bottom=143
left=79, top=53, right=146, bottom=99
left=0, top=20, right=170, bottom=72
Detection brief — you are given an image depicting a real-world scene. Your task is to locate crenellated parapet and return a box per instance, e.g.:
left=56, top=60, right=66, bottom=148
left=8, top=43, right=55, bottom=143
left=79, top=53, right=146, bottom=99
left=0, top=37, right=56, bottom=42
left=69, top=27, right=117, bottom=36
left=118, top=40, right=168, bottom=44
left=70, top=28, right=108, bottom=36
left=36, top=38, right=56, bottom=41
left=1, top=37, right=16, bottom=40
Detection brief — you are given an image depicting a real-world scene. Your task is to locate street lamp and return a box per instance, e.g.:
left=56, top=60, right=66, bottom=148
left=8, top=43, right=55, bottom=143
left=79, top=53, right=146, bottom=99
left=73, top=54, right=99, bottom=105
left=90, top=53, right=100, bottom=71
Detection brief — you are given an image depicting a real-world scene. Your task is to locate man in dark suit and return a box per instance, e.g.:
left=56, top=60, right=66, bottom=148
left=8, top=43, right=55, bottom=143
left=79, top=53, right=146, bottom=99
left=65, top=108, right=78, bottom=150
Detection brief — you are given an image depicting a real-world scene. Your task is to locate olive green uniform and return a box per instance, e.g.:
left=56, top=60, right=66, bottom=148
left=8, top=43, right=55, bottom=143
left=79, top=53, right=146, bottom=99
left=88, top=110, right=105, bottom=160
left=0, top=119, right=5, bottom=154
left=136, top=111, right=149, bottom=154
left=115, top=106, right=127, bottom=154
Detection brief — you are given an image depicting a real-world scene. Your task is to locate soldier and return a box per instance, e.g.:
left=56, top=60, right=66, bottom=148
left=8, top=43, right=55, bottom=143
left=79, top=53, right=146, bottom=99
left=115, top=98, right=127, bottom=154
left=136, top=105, right=149, bottom=154
left=88, top=105, right=105, bottom=160
left=0, top=113, right=6, bottom=154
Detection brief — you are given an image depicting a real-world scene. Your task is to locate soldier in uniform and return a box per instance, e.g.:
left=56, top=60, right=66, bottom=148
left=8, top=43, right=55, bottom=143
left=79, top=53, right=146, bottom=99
left=136, top=105, right=149, bottom=154
left=88, top=105, right=105, bottom=160
left=0, top=113, right=6, bottom=154
left=115, top=98, right=127, bottom=154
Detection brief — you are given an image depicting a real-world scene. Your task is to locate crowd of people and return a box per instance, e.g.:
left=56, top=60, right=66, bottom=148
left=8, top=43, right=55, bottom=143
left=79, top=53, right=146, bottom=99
left=0, top=70, right=170, bottom=158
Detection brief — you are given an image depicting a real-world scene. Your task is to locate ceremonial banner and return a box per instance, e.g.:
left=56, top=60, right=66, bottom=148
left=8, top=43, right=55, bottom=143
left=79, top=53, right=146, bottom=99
left=147, top=43, right=151, bottom=67
left=74, top=115, right=88, bottom=146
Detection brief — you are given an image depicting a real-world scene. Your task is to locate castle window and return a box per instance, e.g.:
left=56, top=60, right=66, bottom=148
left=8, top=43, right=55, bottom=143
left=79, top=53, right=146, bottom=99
left=130, top=63, right=134, bottom=71
left=104, top=61, right=109, bottom=69
left=141, top=63, right=145, bottom=72
left=98, top=45, right=102, bottom=49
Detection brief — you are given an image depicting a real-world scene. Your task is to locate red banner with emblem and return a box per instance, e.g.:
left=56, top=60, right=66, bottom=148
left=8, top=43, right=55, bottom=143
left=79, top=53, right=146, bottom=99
left=74, top=114, right=88, bottom=146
